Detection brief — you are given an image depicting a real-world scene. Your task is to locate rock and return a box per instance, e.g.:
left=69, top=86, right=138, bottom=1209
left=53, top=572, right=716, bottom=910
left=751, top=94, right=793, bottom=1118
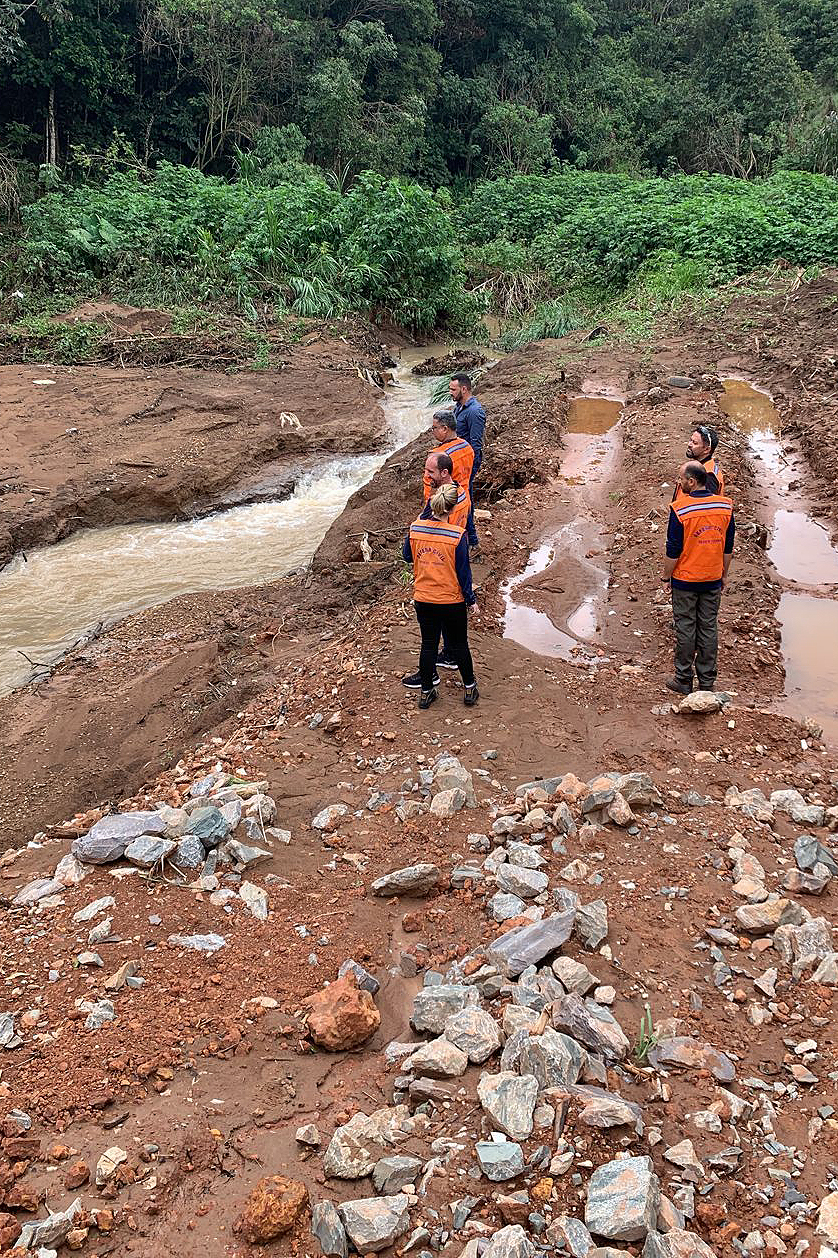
left=236, top=1176, right=309, bottom=1242
left=53, top=853, right=86, bottom=886
left=372, top=1156, right=423, bottom=1194
left=663, top=1140, right=703, bottom=1180
left=95, top=1146, right=127, bottom=1186
left=484, top=1224, right=536, bottom=1258
left=311, top=1201, right=348, bottom=1258
left=487, top=910, right=576, bottom=978
left=0, top=1012, right=20, bottom=1049
left=77, top=950, right=103, bottom=967
left=553, top=802, right=577, bottom=836
left=668, top=375, right=696, bottom=388
left=430, top=788, right=467, bottom=817
left=585, top=1155, right=661, bottom=1241
left=507, top=841, right=547, bottom=869
left=73, top=895, right=116, bottom=924
left=607, top=793, right=635, bottom=827
left=371, top=863, right=440, bottom=896
left=818, top=1193, right=838, bottom=1244
left=185, top=805, right=232, bottom=847
left=732, top=875, right=769, bottom=902
left=305, top=974, right=380, bottom=1050
left=444, top=1008, right=502, bottom=1063
left=168, top=932, right=226, bottom=953
left=770, top=789, right=824, bottom=827
left=13, top=877, right=63, bottom=905
left=568, top=1084, right=644, bottom=1135
left=810, top=953, right=838, bottom=985
left=226, top=839, right=272, bottom=868
left=795, top=835, right=838, bottom=877
left=551, top=993, right=629, bottom=1060
left=551, top=1215, right=595, bottom=1257
left=312, top=804, right=348, bottom=832
left=411, top=983, right=479, bottom=1033
left=404, top=1036, right=468, bottom=1077
left=337, top=1194, right=411, bottom=1253
left=678, top=692, right=721, bottom=714
left=323, top=1106, right=415, bottom=1178
left=576, top=900, right=609, bottom=949
left=782, top=868, right=830, bottom=895
left=475, top=1139, right=525, bottom=1181
left=491, top=892, right=527, bottom=923
left=124, top=835, right=177, bottom=868
left=516, top=1028, right=585, bottom=1088
left=104, top=960, right=138, bottom=992
left=173, top=835, right=205, bottom=869
left=477, top=1072, right=539, bottom=1140
left=735, top=898, right=804, bottom=934
left=775, top=916, right=834, bottom=977
left=433, top=755, right=476, bottom=805
left=650, top=1037, right=735, bottom=1082
left=613, top=772, right=663, bottom=808
left=644, top=1228, right=717, bottom=1258
left=496, top=864, right=549, bottom=899
left=552, top=956, right=599, bottom=995
left=725, top=786, right=774, bottom=824
left=73, top=811, right=166, bottom=863
left=338, top=959, right=380, bottom=995
left=296, top=1123, right=321, bottom=1146
left=594, top=985, right=616, bottom=1005
left=240, top=881, right=269, bottom=919
left=18, top=1199, right=82, bottom=1250
left=82, top=998, right=115, bottom=1030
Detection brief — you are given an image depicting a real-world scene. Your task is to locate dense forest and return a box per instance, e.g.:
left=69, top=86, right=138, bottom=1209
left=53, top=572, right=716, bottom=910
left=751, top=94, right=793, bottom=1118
left=1, top=0, right=837, bottom=337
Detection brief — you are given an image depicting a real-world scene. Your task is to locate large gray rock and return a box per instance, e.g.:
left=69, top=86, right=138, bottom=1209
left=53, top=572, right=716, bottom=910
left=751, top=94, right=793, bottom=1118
left=403, top=1036, right=468, bottom=1077
left=337, top=1194, right=411, bottom=1253
left=72, top=811, right=166, bottom=863
left=477, top=1072, right=539, bottom=1140
left=444, top=1008, right=502, bottom=1063
left=735, top=897, right=804, bottom=934
left=124, top=835, right=177, bottom=868
left=475, top=1139, right=525, bottom=1182
left=372, top=1156, right=423, bottom=1194
left=496, top=864, right=549, bottom=900
left=570, top=1084, right=644, bottom=1135
left=552, top=956, right=599, bottom=995
left=173, top=835, right=206, bottom=869
left=576, top=900, right=609, bottom=949
left=643, top=1228, right=716, bottom=1258
left=550, top=1215, right=596, bottom=1258
left=324, top=1106, right=415, bottom=1179
left=225, top=839, right=272, bottom=868
left=371, top=863, right=440, bottom=896
left=430, top=787, right=467, bottom=818
left=506, top=842, right=547, bottom=870
left=185, top=805, right=231, bottom=847
left=516, top=1028, right=585, bottom=1089
left=312, top=1200, right=349, bottom=1258
left=795, top=834, right=838, bottom=877
left=551, top=993, right=629, bottom=1060
left=18, top=1197, right=83, bottom=1248
left=433, top=755, right=476, bottom=806
left=338, top=959, right=380, bottom=995
left=770, top=789, right=824, bottom=827
left=484, top=1224, right=536, bottom=1258
left=240, top=880, right=269, bottom=919
left=810, top=952, right=838, bottom=985
left=168, top=932, right=226, bottom=953
left=411, top=984, right=479, bottom=1034
left=312, top=804, right=348, bottom=832
left=490, top=892, right=527, bottom=923
left=648, top=1037, right=735, bottom=1082
left=775, top=916, right=834, bottom=977
left=486, top=910, right=576, bottom=978
left=585, top=1155, right=661, bottom=1241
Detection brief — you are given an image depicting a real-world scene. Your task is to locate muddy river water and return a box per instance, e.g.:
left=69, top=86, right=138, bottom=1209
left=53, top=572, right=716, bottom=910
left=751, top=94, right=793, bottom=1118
left=0, top=350, right=441, bottom=695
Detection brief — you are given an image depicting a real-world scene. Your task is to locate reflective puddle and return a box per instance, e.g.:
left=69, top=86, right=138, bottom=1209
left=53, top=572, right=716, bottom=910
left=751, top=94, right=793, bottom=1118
left=502, top=394, right=620, bottom=658
left=719, top=376, right=838, bottom=741
left=0, top=351, right=442, bottom=695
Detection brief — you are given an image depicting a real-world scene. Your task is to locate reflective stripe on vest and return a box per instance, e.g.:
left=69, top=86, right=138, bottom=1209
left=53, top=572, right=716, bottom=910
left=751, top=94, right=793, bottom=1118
left=423, top=438, right=475, bottom=501
left=409, top=517, right=465, bottom=603
left=671, top=494, right=733, bottom=583
left=449, top=487, right=470, bottom=530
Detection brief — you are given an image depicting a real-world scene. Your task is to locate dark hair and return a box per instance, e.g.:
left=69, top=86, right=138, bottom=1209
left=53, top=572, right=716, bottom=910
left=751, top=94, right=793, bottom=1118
left=450, top=373, right=472, bottom=389
left=434, top=452, right=453, bottom=475
left=432, top=409, right=456, bottom=431
left=684, top=460, right=708, bottom=486
left=693, top=423, right=718, bottom=454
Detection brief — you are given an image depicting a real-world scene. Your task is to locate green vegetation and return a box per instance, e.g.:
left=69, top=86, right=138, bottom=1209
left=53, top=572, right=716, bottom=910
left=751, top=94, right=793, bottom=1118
left=633, top=1003, right=659, bottom=1063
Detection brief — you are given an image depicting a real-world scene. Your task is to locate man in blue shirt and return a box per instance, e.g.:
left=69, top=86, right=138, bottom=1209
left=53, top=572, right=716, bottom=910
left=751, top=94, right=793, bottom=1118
left=449, top=373, right=486, bottom=553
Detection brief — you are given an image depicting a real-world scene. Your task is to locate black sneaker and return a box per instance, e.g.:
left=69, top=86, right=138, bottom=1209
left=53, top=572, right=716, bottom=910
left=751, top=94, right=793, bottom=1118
left=666, top=677, right=692, bottom=695
left=418, top=688, right=438, bottom=709
left=464, top=683, right=479, bottom=706
left=437, top=652, right=458, bottom=670
left=402, top=670, right=440, bottom=689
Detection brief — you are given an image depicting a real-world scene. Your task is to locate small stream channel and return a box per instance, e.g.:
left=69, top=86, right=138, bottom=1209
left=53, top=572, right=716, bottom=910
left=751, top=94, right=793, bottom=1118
left=0, top=349, right=443, bottom=695
left=719, top=377, right=838, bottom=743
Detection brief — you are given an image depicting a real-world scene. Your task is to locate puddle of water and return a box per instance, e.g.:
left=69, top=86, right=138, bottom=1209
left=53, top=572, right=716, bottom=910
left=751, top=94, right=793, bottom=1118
left=567, top=395, right=623, bottom=435
left=718, top=377, right=778, bottom=433
left=502, top=543, right=581, bottom=661
left=0, top=351, right=443, bottom=695
left=769, top=510, right=838, bottom=585
left=777, top=593, right=838, bottom=744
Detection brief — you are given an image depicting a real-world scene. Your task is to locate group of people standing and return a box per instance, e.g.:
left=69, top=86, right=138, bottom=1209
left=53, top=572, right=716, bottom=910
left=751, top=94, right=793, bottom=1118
left=401, top=373, right=486, bottom=709
left=400, top=370, right=737, bottom=709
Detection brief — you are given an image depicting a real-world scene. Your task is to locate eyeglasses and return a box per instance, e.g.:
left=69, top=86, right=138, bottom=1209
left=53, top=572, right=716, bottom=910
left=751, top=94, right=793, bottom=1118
left=695, top=424, right=711, bottom=443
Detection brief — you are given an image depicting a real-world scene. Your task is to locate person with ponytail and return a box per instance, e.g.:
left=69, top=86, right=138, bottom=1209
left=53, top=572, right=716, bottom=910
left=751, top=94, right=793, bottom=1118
left=402, top=482, right=479, bottom=709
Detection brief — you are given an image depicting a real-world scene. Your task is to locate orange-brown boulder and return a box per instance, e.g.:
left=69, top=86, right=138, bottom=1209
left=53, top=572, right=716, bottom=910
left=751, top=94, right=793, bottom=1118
left=64, top=1160, right=91, bottom=1190
left=235, top=1175, right=309, bottom=1243
left=0, top=1211, right=21, bottom=1249
left=304, top=973, right=381, bottom=1051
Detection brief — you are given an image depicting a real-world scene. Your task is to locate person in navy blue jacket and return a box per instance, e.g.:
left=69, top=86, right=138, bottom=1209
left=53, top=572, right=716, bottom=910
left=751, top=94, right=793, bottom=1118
left=449, top=372, right=486, bottom=552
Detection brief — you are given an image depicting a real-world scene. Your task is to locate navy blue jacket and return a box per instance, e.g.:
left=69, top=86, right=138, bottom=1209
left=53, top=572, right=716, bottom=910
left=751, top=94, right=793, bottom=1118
left=454, top=396, right=486, bottom=467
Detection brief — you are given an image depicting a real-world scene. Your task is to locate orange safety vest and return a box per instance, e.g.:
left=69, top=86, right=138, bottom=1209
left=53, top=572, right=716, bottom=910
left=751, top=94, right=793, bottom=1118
left=672, top=457, right=725, bottom=506
left=671, top=494, right=733, bottom=584
left=448, top=485, right=471, bottom=531
left=423, top=438, right=475, bottom=501
left=409, top=516, right=466, bottom=604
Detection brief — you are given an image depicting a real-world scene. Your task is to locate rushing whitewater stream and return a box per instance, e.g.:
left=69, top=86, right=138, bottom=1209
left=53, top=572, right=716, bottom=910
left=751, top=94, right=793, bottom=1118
left=0, top=350, right=441, bottom=695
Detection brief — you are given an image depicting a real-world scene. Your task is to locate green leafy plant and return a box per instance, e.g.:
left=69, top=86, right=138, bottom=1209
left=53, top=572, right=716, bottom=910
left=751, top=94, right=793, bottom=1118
left=633, top=1003, right=658, bottom=1063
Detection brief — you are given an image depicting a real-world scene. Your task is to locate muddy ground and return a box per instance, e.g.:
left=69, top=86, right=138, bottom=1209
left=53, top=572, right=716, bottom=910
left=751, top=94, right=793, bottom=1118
left=0, top=271, right=836, bottom=1257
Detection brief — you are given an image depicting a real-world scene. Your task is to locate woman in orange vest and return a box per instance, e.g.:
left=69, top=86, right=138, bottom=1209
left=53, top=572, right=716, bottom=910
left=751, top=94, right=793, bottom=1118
left=402, top=483, right=479, bottom=709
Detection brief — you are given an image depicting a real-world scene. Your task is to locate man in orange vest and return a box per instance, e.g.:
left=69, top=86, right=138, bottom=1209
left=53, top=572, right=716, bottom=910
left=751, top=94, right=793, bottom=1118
left=664, top=460, right=735, bottom=695
left=672, top=424, right=724, bottom=505
left=425, top=410, right=475, bottom=503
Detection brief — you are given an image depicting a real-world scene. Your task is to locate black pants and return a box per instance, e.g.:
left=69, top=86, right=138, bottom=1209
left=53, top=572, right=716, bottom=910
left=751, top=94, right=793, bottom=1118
left=415, top=601, right=475, bottom=689
left=672, top=585, right=721, bottom=690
